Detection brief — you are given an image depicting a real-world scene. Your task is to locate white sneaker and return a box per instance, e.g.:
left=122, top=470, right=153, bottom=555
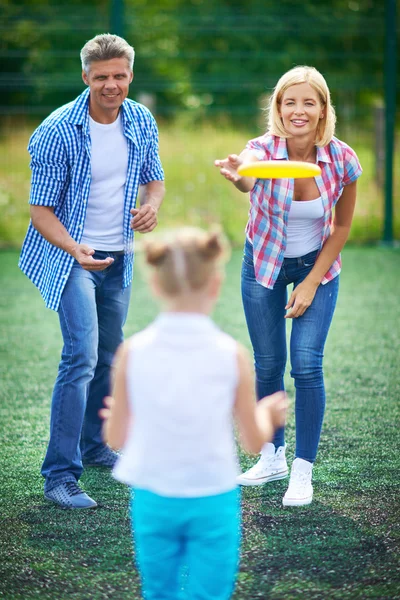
left=282, top=458, right=313, bottom=506
left=237, top=443, right=288, bottom=486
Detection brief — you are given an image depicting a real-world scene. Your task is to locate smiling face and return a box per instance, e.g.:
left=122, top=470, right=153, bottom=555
left=279, top=82, right=324, bottom=140
left=82, top=57, right=133, bottom=123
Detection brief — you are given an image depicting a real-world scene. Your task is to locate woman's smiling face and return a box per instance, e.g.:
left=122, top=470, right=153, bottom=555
left=279, top=82, right=324, bottom=138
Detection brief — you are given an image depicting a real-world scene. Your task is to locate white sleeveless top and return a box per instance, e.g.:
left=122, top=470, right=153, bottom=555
left=284, top=197, right=324, bottom=258
left=113, top=312, right=240, bottom=497
left=81, top=113, right=128, bottom=251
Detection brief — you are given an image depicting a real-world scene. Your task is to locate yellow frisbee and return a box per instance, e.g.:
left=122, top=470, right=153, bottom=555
left=237, top=160, right=321, bottom=179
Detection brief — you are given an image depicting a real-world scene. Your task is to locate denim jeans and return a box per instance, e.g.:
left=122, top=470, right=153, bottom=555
left=241, top=239, right=339, bottom=463
left=42, top=251, right=132, bottom=492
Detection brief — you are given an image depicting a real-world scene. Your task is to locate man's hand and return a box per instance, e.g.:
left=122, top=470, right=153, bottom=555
left=71, top=244, right=114, bottom=271
left=130, top=204, right=158, bottom=233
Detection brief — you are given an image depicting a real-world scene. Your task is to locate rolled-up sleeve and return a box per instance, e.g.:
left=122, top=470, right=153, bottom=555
left=245, top=137, right=268, bottom=160
left=28, top=126, right=68, bottom=207
left=139, top=117, right=165, bottom=185
left=343, top=146, right=362, bottom=186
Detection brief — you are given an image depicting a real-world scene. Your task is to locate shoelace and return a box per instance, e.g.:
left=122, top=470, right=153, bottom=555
left=253, top=456, right=275, bottom=474
left=64, top=481, right=84, bottom=497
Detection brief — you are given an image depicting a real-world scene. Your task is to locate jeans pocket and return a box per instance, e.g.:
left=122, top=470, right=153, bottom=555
left=242, top=253, right=254, bottom=268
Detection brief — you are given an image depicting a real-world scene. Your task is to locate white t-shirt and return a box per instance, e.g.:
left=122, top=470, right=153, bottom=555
left=284, top=197, right=324, bottom=258
left=81, top=113, right=128, bottom=250
left=113, top=312, right=240, bottom=497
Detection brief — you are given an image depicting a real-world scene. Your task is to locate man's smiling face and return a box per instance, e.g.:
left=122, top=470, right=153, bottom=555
left=82, top=57, right=133, bottom=122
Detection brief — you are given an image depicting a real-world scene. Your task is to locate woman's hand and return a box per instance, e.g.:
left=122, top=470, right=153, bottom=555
left=285, top=279, right=319, bottom=319
left=214, top=154, right=244, bottom=182
left=214, top=152, right=257, bottom=193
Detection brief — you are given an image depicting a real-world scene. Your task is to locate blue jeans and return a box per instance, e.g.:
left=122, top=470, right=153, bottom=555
left=241, top=239, right=339, bottom=462
left=131, top=488, right=241, bottom=600
left=42, top=251, right=131, bottom=492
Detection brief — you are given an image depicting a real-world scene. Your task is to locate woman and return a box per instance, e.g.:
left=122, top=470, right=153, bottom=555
left=215, top=66, right=362, bottom=507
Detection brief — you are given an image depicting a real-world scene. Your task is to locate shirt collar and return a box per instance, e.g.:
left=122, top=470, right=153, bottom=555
left=271, top=137, right=332, bottom=164
left=316, top=144, right=331, bottom=163
left=66, top=88, right=140, bottom=147
left=67, top=88, right=90, bottom=128
left=272, top=137, right=289, bottom=159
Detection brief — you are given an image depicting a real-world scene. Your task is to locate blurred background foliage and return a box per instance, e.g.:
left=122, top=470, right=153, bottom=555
left=0, top=0, right=399, bottom=247
left=1, top=0, right=396, bottom=123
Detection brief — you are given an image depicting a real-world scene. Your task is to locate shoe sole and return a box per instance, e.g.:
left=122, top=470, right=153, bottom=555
left=44, top=496, right=98, bottom=510
left=282, top=495, right=313, bottom=507
left=237, top=469, right=289, bottom=487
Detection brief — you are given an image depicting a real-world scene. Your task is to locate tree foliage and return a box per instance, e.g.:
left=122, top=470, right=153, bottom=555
left=0, top=0, right=398, bottom=125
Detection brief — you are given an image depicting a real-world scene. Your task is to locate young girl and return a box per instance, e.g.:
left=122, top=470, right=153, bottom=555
left=100, top=227, right=287, bottom=600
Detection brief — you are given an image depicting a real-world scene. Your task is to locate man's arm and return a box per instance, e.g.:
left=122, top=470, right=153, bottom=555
left=130, top=179, right=165, bottom=233
left=30, top=206, right=114, bottom=271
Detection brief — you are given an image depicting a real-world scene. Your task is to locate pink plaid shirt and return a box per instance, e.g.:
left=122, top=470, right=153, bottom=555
left=245, top=134, right=362, bottom=289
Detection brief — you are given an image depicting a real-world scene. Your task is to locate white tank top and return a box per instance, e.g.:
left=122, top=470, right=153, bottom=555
left=81, top=113, right=128, bottom=250
left=113, top=312, right=240, bottom=497
left=284, top=197, right=324, bottom=258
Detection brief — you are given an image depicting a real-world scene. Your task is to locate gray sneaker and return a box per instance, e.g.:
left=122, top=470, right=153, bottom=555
left=44, top=481, right=97, bottom=509
left=83, top=446, right=120, bottom=468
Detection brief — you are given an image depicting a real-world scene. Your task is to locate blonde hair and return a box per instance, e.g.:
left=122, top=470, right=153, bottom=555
left=80, top=33, right=135, bottom=74
left=266, top=66, right=336, bottom=147
left=143, top=227, right=229, bottom=296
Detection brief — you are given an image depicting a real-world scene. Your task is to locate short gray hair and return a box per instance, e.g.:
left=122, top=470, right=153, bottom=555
left=80, top=33, right=135, bottom=74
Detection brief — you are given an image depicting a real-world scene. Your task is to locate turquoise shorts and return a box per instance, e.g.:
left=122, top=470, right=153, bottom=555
left=131, top=487, right=241, bottom=600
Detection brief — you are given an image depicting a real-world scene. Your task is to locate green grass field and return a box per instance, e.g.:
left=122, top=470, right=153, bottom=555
left=0, top=246, right=399, bottom=599
left=0, top=122, right=399, bottom=249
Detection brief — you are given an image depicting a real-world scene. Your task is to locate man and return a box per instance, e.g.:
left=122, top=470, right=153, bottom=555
left=19, top=34, right=165, bottom=509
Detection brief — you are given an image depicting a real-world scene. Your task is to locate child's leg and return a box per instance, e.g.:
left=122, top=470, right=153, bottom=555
left=185, top=488, right=241, bottom=600
left=131, top=489, right=186, bottom=600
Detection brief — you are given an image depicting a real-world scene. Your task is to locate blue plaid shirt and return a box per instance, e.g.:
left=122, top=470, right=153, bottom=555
left=19, top=88, right=164, bottom=311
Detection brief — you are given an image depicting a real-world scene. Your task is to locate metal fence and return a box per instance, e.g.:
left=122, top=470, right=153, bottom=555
left=1, top=1, right=398, bottom=242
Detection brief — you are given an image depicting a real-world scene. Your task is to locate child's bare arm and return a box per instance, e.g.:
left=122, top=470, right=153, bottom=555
left=233, top=343, right=287, bottom=454
left=100, top=342, right=131, bottom=450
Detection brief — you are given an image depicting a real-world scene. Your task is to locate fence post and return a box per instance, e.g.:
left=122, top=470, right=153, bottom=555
left=110, top=0, right=124, bottom=38
left=374, top=105, right=385, bottom=189
left=383, top=0, right=396, bottom=244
